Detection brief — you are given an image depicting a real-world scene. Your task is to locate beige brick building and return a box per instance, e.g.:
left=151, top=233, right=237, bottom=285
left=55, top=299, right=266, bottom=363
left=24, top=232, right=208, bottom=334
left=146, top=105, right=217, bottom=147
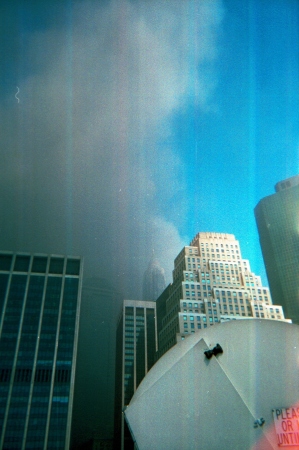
left=157, top=232, right=290, bottom=358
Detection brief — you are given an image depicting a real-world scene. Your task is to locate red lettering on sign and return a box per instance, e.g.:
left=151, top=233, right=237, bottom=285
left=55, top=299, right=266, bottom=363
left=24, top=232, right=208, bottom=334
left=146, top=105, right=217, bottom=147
left=287, top=420, right=294, bottom=432
left=282, top=421, right=288, bottom=432
left=277, top=432, right=299, bottom=445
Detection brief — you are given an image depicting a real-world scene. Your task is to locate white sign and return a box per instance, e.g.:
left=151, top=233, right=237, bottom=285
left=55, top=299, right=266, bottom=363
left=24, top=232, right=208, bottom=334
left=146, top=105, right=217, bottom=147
left=273, top=408, right=299, bottom=447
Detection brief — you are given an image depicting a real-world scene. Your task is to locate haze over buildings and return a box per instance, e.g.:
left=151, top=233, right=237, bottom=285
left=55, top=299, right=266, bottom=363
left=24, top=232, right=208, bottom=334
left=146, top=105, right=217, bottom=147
left=142, top=254, right=166, bottom=301
left=255, top=175, right=299, bottom=325
left=0, top=1, right=299, bottom=448
left=1, top=1, right=298, bottom=301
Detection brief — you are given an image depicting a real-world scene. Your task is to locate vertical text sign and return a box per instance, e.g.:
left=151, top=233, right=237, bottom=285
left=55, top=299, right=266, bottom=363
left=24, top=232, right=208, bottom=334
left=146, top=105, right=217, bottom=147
left=273, top=408, right=299, bottom=447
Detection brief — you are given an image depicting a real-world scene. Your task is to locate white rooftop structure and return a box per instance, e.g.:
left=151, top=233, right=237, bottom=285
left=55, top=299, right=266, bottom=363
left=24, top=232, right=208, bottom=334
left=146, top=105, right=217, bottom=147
left=125, top=319, right=299, bottom=450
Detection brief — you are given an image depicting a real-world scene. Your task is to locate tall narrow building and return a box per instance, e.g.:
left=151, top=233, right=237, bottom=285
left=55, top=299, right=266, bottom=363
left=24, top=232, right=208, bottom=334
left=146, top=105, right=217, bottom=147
left=71, top=277, right=121, bottom=449
left=142, top=254, right=166, bottom=301
left=114, top=300, right=157, bottom=450
left=156, top=232, right=289, bottom=358
left=255, top=175, right=299, bottom=324
left=0, top=252, right=83, bottom=450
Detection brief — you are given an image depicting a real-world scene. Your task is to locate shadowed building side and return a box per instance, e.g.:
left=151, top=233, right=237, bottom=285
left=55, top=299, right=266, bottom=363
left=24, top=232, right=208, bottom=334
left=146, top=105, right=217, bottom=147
left=255, top=175, right=299, bottom=324
left=71, top=278, right=122, bottom=449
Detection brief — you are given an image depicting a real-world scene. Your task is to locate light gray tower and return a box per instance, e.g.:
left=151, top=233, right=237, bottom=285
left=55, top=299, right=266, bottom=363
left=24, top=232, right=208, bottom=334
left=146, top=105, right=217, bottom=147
left=255, top=175, right=299, bottom=324
left=142, top=253, right=166, bottom=301
left=114, top=300, right=158, bottom=450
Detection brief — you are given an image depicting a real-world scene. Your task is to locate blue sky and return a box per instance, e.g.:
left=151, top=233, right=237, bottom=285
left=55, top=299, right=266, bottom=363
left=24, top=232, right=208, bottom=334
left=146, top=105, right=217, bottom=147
left=0, top=0, right=298, bottom=296
left=160, top=0, right=299, bottom=283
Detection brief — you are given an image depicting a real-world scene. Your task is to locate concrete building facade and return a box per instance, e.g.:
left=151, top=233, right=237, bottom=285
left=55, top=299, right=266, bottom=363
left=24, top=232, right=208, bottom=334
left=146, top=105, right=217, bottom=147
left=0, top=252, right=83, bottom=450
left=255, top=175, right=299, bottom=324
left=114, top=300, right=158, bottom=450
left=157, top=232, right=289, bottom=358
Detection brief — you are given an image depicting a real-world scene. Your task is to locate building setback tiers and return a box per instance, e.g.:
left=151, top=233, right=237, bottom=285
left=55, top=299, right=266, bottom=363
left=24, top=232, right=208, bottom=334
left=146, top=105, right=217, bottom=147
left=157, top=232, right=290, bottom=358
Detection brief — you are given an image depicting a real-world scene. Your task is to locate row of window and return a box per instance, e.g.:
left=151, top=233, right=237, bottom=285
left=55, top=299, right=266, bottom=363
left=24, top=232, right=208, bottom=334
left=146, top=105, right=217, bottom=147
left=0, top=254, right=81, bottom=275
left=200, top=243, right=239, bottom=248
left=0, top=368, right=71, bottom=383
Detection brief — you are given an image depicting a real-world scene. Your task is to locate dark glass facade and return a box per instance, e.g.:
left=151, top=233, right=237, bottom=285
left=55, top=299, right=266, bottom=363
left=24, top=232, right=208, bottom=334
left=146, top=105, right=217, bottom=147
left=0, top=252, right=82, bottom=450
left=255, top=177, right=299, bottom=324
left=70, top=277, right=121, bottom=449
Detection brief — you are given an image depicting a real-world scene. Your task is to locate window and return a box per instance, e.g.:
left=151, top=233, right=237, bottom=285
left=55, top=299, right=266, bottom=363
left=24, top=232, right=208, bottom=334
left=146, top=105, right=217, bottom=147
left=49, top=257, right=64, bottom=274
left=32, top=256, right=47, bottom=273
left=66, top=258, right=80, bottom=275
left=0, top=254, right=13, bottom=271
left=14, top=255, right=30, bottom=272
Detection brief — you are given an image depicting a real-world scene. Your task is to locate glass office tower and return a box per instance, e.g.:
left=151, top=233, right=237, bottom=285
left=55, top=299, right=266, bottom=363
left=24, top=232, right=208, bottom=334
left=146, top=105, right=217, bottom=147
left=0, top=252, right=83, bottom=450
left=255, top=175, right=299, bottom=324
left=114, top=300, right=157, bottom=450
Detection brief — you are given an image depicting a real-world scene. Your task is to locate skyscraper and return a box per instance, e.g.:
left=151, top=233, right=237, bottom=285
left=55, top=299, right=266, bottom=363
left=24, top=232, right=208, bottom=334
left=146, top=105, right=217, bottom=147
left=142, top=254, right=166, bottom=301
left=255, top=175, right=299, bottom=324
left=156, top=232, right=289, bottom=358
left=0, top=252, right=83, bottom=450
left=71, top=277, right=122, bottom=449
left=114, top=300, right=157, bottom=450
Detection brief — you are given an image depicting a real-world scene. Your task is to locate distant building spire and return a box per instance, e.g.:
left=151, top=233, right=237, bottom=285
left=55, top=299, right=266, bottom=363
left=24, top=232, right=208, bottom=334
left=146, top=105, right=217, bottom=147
left=142, top=255, right=166, bottom=301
